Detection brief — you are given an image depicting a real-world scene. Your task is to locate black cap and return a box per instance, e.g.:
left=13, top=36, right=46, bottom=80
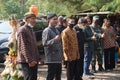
left=47, top=13, right=57, bottom=20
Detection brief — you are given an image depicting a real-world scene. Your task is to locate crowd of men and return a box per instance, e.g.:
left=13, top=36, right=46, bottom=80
left=16, top=12, right=120, bottom=80
left=42, top=13, right=119, bottom=80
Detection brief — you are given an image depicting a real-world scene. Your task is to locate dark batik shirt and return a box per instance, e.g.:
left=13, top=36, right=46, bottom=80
left=17, top=24, right=40, bottom=63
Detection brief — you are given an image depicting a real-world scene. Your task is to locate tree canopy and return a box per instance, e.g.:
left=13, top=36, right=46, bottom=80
left=0, top=0, right=120, bottom=19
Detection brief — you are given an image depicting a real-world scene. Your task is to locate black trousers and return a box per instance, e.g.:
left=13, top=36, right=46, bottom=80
left=20, top=63, right=38, bottom=80
left=79, top=48, right=84, bottom=78
left=47, top=63, right=62, bottom=80
left=79, top=58, right=84, bottom=78
left=67, top=60, right=82, bottom=80
left=104, top=47, right=115, bottom=70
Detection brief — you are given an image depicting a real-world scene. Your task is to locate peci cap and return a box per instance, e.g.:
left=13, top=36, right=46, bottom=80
left=78, top=17, right=87, bottom=23
left=93, top=15, right=99, bottom=21
left=24, top=12, right=36, bottom=19
left=47, top=13, right=57, bottom=20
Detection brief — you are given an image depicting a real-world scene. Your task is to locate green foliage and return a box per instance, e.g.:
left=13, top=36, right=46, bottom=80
left=33, top=21, right=48, bottom=31
left=0, top=0, right=120, bottom=19
left=3, top=0, right=21, bottom=18
left=100, top=0, right=120, bottom=12
left=3, top=74, right=11, bottom=80
left=36, top=0, right=78, bottom=17
left=0, top=0, right=27, bottom=19
left=2, top=74, right=23, bottom=80
left=9, top=76, right=23, bottom=80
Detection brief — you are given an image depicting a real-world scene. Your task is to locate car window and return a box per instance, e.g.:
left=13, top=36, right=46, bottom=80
left=0, top=21, right=12, bottom=33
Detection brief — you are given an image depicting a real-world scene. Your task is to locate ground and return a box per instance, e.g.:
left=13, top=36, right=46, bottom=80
left=0, top=62, right=120, bottom=80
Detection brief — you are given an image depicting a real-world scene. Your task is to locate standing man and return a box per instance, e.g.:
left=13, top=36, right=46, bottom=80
left=17, top=12, right=40, bottom=80
left=56, top=16, right=67, bottom=68
left=74, top=17, right=87, bottom=79
left=56, top=16, right=66, bottom=34
left=83, top=18, right=96, bottom=78
left=62, top=18, right=80, bottom=80
left=102, top=18, right=116, bottom=71
left=42, top=13, right=63, bottom=80
left=90, top=15, right=104, bottom=72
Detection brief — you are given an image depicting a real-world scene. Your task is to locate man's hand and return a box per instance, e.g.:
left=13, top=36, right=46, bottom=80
left=91, top=35, right=96, bottom=41
left=67, top=56, right=72, bottom=62
left=101, top=33, right=105, bottom=38
left=28, top=61, right=37, bottom=67
left=55, top=35, right=61, bottom=41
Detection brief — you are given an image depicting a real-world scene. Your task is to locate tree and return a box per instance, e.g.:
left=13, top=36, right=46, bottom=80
left=0, top=0, right=120, bottom=19
left=100, top=0, right=120, bottom=12
left=0, top=0, right=28, bottom=19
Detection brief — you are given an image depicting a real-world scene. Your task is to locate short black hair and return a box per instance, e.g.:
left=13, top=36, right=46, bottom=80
left=104, top=18, right=110, bottom=22
left=78, top=17, right=87, bottom=23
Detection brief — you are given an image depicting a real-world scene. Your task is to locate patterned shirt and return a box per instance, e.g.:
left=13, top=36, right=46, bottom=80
left=17, top=24, right=40, bottom=63
left=62, top=27, right=79, bottom=61
left=42, top=26, right=63, bottom=63
left=102, top=26, right=116, bottom=49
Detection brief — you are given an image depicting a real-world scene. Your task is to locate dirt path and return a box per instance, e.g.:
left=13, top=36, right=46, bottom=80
left=0, top=64, right=120, bottom=80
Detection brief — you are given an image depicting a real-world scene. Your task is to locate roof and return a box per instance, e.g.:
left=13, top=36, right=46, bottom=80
left=76, top=11, right=114, bottom=16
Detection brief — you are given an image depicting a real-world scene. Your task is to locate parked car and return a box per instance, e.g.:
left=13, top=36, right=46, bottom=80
left=0, top=21, right=11, bottom=62
left=0, top=20, right=47, bottom=63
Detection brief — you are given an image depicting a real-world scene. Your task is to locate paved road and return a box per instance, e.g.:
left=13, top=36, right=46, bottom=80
left=0, top=63, right=120, bottom=80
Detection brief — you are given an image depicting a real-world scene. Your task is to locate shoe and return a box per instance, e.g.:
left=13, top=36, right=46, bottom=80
left=109, top=68, right=113, bottom=71
left=83, top=74, right=94, bottom=79
left=105, top=69, right=110, bottom=72
left=98, top=64, right=104, bottom=71
left=98, top=67, right=104, bottom=71
left=89, top=72, right=94, bottom=75
left=92, top=65, right=97, bottom=73
left=91, top=69, right=97, bottom=73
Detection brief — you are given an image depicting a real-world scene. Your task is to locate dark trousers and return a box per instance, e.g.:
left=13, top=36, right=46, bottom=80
left=92, top=49, right=103, bottom=67
left=79, top=58, right=84, bottom=77
left=79, top=48, right=84, bottom=78
left=47, top=63, right=62, bottom=80
left=104, top=47, right=115, bottom=70
left=67, top=60, right=82, bottom=80
left=20, top=63, right=38, bottom=80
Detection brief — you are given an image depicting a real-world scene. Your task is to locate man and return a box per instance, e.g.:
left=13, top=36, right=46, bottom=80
left=56, top=16, right=67, bottom=68
left=42, top=13, right=63, bottom=80
left=17, top=12, right=40, bottom=80
left=56, top=16, right=66, bottom=34
left=62, top=18, right=80, bottom=80
left=83, top=18, right=96, bottom=78
left=74, top=17, right=87, bottom=80
left=90, top=15, right=104, bottom=72
left=102, top=18, right=116, bottom=71
left=63, top=17, right=67, bottom=28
